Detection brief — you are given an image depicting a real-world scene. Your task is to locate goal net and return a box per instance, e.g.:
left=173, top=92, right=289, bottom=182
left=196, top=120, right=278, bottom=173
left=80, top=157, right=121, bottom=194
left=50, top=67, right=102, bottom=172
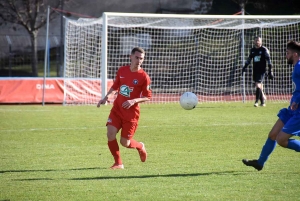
left=64, top=13, right=300, bottom=105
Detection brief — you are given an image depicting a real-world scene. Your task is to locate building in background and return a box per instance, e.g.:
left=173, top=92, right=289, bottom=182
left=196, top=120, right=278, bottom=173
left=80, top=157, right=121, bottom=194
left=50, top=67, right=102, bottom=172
left=0, top=0, right=213, bottom=77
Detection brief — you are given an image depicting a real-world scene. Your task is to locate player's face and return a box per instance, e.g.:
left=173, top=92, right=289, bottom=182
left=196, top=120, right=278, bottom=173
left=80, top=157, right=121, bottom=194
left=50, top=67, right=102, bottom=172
left=286, top=49, right=294, bottom=65
left=254, top=38, right=262, bottom=48
left=130, top=51, right=145, bottom=68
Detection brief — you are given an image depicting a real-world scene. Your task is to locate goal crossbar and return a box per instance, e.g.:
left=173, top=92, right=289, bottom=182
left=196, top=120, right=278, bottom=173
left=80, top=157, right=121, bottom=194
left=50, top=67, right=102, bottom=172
left=103, top=12, right=300, bottom=19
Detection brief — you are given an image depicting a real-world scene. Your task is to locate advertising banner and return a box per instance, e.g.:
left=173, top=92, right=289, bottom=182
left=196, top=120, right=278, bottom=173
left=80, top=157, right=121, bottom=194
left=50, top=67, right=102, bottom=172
left=0, top=78, right=113, bottom=103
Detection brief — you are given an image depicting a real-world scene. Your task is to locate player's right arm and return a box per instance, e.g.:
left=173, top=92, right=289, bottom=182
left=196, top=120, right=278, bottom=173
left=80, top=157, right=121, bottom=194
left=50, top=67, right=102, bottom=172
left=97, top=87, right=117, bottom=107
left=242, top=49, right=253, bottom=73
left=97, top=68, right=121, bottom=108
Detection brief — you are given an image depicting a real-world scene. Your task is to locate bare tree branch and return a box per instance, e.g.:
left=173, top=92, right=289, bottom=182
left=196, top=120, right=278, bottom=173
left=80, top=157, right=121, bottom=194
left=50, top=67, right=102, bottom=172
left=0, top=0, right=67, bottom=76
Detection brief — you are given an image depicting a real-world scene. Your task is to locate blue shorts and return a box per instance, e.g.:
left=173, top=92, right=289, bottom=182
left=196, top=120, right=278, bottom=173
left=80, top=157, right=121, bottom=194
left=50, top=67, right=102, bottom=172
left=277, top=108, right=300, bottom=136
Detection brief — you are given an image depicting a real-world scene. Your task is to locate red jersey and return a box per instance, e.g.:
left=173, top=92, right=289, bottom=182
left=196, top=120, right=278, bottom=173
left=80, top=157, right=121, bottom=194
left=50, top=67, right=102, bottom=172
left=111, top=65, right=151, bottom=121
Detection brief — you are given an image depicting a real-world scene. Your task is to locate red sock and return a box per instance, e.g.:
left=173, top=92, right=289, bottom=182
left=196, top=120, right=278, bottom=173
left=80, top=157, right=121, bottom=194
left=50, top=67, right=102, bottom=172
left=127, top=139, right=143, bottom=150
left=107, top=139, right=122, bottom=165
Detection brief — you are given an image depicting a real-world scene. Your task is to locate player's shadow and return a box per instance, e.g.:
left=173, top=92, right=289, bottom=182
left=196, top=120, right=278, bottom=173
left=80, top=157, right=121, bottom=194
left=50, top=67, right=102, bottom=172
left=12, top=170, right=250, bottom=181
left=69, top=171, right=245, bottom=181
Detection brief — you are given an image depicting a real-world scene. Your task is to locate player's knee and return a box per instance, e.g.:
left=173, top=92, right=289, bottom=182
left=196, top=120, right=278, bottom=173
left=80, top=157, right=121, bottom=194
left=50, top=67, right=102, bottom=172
left=276, top=138, right=288, bottom=148
left=268, top=130, right=277, bottom=140
left=276, top=133, right=289, bottom=148
left=120, top=137, right=130, bottom=147
left=107, top=132, right=117, bottom=141
left=106, top=125, right=118, bottom=141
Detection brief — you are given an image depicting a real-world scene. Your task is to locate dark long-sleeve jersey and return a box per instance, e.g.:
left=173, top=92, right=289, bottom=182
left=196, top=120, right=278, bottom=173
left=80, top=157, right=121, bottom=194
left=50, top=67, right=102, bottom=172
left=244, top=46, right=272, bottom=74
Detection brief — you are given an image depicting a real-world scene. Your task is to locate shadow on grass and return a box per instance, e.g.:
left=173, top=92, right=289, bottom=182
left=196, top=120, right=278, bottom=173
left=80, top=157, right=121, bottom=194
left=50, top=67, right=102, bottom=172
left=69, top=171, right=245, bottom=180
left=0, top=167, right=103, bottom=174
left=12, top=171, right=252, bottom=181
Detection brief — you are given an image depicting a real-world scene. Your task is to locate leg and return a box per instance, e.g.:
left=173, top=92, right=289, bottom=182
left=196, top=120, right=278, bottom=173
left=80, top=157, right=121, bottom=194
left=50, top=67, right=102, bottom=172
left=107, top=124, right=118, bottom=141
left=107, top=125, right=124, bottom=169
left=257, top=119, right=283, bottom=164
left=120, top=136, right=142, bottom=149
left=276, top=115, right=300, bottom=152
left=261, top=83, right=267, bottom=101
left=106, top=111, right=124, bottom=169
left=256, top=82, right=265, bottom=106
left=286, top=138, right=300, bottom=152
left=119, top=121, right=147, bottom=162
left=119, top=121, right=140, bottom=148
left=276, top=131, right=300, bottom=151
left=253, top=73, right=266, bottom=107
left=254, top=83, right=260, bottom=106
left=242, top=119, right=283, bottom=171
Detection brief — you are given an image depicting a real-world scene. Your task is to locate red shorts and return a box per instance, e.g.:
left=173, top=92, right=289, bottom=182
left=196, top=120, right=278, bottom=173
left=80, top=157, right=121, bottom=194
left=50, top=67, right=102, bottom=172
left=106, top=110, right=138, bottom=139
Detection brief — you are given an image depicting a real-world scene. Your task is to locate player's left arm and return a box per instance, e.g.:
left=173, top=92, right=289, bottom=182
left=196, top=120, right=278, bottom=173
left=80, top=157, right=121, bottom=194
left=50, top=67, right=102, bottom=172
left=242, top=49, right=253, bottom=73
left=140, top=74, right=152, bottom=99
left=122, top=97, right=150, bottom=109
left=291, top=67, right=300, bottom=110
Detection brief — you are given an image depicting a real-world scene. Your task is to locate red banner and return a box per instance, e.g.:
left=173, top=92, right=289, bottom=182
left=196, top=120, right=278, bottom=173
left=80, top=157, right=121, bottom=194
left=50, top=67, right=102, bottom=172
left=0, top=79, right=63, bottom=103
left=0, top=79, right=113, bottom=103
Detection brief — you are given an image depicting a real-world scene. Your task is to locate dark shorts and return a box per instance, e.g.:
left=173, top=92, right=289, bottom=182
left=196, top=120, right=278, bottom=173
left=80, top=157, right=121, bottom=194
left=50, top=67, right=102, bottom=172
left=277, top=108, right=300, bottom=136
left=253, top=73, right=265, bottom=83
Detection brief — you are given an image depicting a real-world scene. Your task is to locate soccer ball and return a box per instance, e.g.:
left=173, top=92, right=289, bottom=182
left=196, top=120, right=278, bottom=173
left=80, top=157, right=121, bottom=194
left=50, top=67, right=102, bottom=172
left=179, top=92, right=198, bottom=110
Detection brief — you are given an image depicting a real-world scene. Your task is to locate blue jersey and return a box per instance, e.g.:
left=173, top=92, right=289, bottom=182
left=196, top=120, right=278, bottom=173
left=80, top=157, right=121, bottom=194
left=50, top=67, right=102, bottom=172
left=277, top=60, right=300, bottom=136
left=289, top=60, right=300, bottom=113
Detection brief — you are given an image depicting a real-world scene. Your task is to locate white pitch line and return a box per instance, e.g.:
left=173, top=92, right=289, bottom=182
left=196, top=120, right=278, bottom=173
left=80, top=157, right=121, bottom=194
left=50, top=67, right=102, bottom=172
left=0, top=126, right=107, bottom=133
left=210, top=122, right=273, bottom=126
left=0, top=109, right=50, bottom=112
left=0, top=122, right=273, bottom=133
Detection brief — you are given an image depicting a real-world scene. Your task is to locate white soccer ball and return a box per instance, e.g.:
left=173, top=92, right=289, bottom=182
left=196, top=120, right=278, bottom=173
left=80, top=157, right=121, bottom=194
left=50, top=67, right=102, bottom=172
left=179, top=92, right=198, bottom=110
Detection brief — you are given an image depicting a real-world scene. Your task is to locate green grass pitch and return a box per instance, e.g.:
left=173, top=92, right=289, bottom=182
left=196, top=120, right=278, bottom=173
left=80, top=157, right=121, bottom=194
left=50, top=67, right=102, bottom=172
left=0, top=102, right=299, bottom=201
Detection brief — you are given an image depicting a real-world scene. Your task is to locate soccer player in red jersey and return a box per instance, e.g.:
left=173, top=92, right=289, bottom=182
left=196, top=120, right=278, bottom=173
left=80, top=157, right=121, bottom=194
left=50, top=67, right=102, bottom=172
left=97, top=47, right=152, bottom=169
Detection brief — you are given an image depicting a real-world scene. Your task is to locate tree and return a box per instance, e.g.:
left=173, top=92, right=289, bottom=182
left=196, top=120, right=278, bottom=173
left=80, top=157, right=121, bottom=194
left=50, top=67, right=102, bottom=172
left=0, top=0, right=62, bottom=77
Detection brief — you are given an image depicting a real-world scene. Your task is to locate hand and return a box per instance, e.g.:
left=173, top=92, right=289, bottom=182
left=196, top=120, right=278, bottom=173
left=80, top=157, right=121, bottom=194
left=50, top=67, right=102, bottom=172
left=122, top=99, right=136, bottom=109
left=242, top=67, right=246, bottom=74
left=97, top=97, right=108, bottom=108
left=290, top=102, right=298, bottom=111
left=268, top=71, right=274, bottom=80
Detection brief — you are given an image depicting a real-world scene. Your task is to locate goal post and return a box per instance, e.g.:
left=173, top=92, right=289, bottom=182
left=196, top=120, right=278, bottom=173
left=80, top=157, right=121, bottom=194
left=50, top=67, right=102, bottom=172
left=63, top=13, right=300, bottom=105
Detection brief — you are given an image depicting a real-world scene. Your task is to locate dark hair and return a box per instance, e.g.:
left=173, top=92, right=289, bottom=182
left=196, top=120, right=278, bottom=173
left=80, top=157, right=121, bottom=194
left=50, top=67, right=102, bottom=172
left=131, top=47, right=145, bottom=55
left=254, top=36, right=261, bottom=40
left=287, top=40, right=300, bottom=54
